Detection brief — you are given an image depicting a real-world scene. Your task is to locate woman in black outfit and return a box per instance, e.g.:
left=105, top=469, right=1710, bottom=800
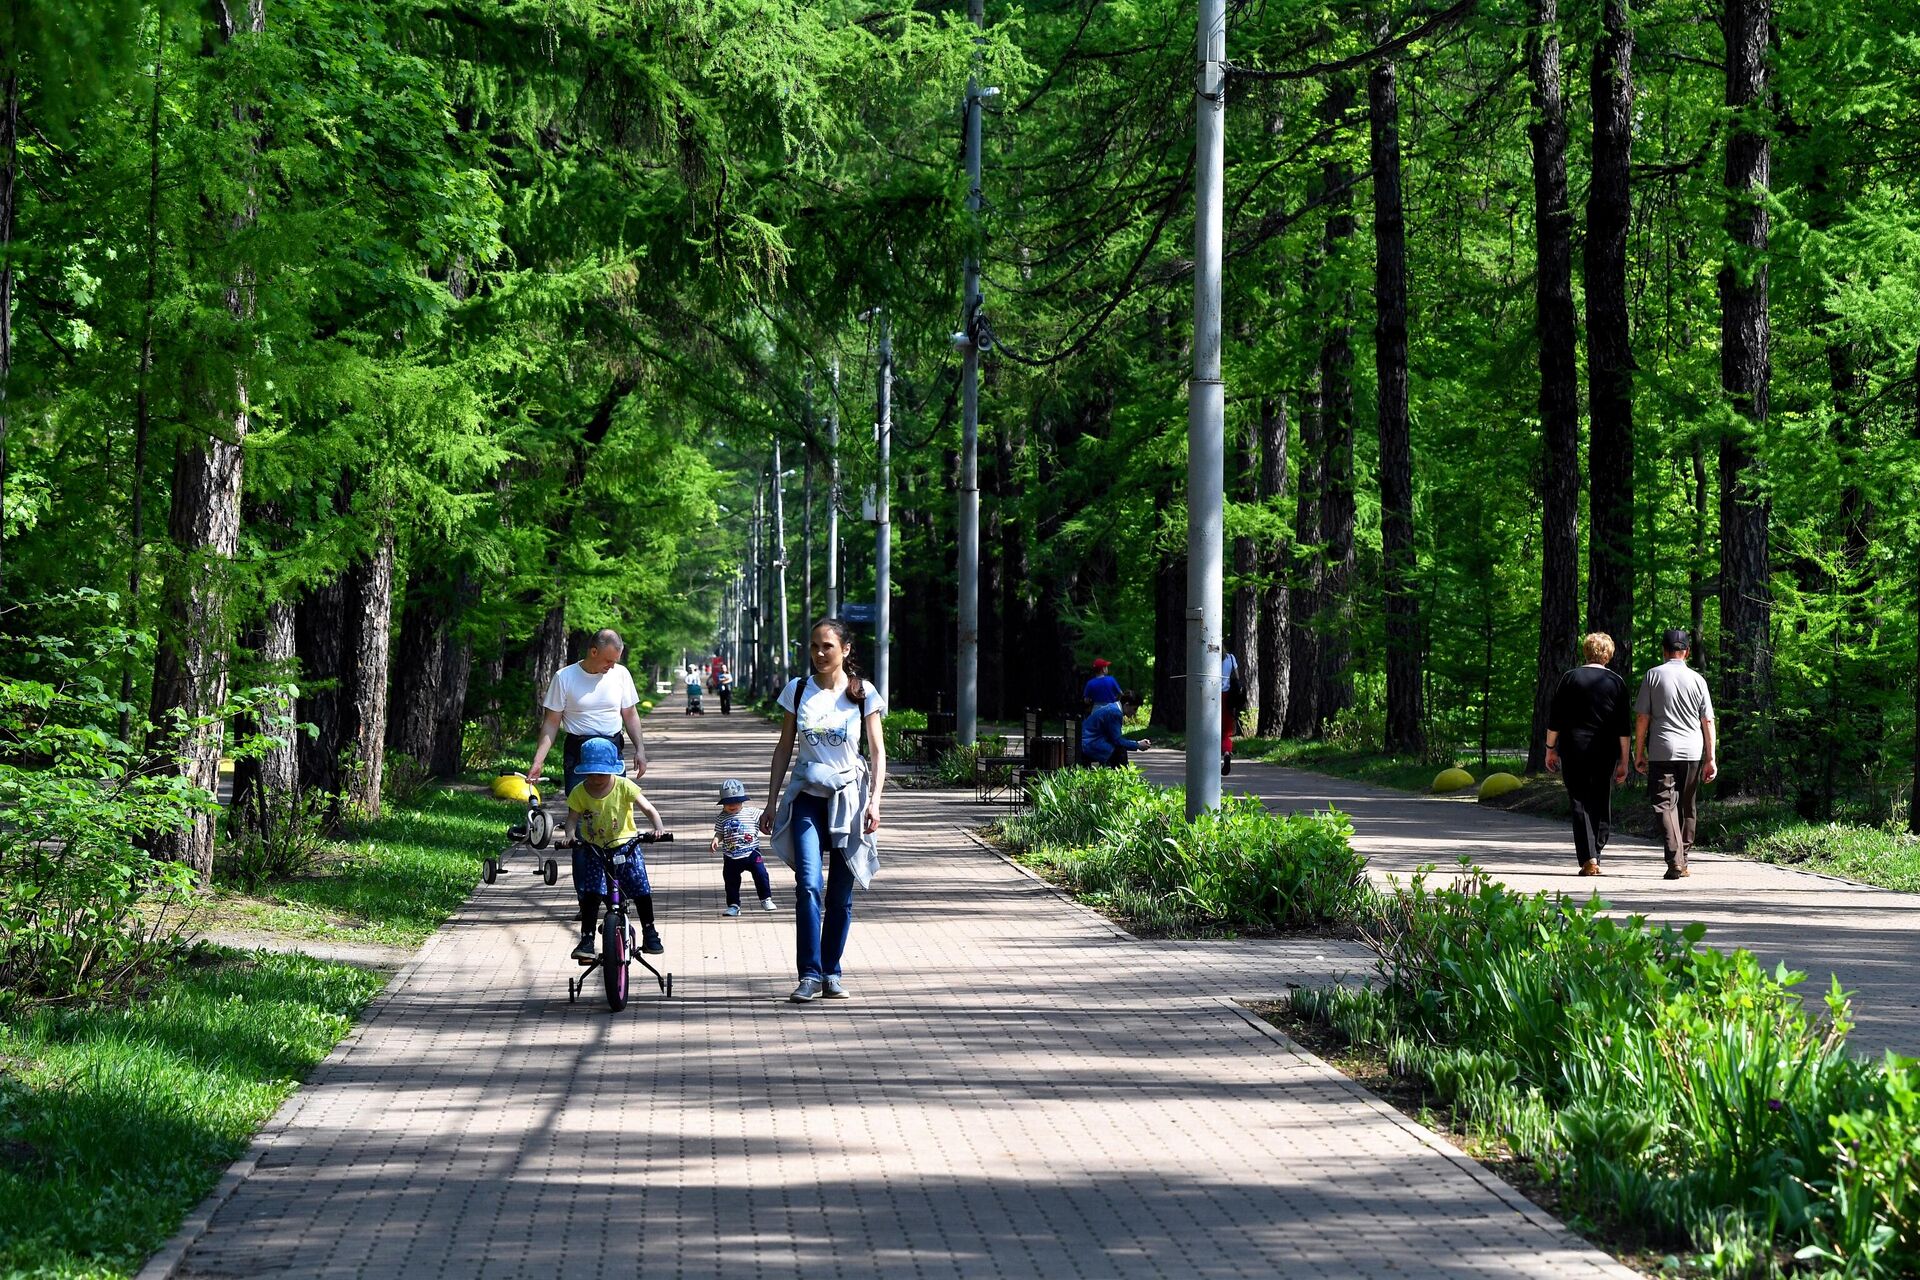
left=1545, top=633, right=1633, bottom=875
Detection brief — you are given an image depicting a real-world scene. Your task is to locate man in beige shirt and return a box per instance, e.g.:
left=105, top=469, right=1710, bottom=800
left=1634, top=628, right=1717, bottom=880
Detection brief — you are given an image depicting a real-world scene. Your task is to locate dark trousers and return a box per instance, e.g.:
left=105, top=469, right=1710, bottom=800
left=718, top=687, right=733, bottom=714
left=1560, top=748, right=1616, bottom=867
left=562, top=731, right=624, bottom=798
left=1648, top=760, right=1703, bottom=867
left=723, top=853, right=773, bottom=906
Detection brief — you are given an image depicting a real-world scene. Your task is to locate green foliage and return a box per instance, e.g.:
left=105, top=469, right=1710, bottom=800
left=217, top=787, right=338, bottom=894
left=0, top=606, right=213, bottom=1010
left=1005, top=767, right=1368, bottom=932
left=1294, top=866, right=1920, bottom=1276
left=0, top=951, right=383, bottom=1279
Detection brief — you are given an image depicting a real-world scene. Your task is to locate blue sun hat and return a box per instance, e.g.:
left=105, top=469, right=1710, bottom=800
left=716, top=778, right=749, bottom=805
left=576, top=737, right=623, bottom=775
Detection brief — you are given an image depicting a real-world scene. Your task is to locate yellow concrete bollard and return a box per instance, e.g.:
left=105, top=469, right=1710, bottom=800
left=1432, top=767, right=1475, bottom=793
left=1477, top=772, right=1523, bottom=800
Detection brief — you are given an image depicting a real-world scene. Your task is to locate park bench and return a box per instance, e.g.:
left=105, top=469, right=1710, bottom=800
left=975, top=709, right=1041, bottom=805
left=900, top=693, right=959, bottom=764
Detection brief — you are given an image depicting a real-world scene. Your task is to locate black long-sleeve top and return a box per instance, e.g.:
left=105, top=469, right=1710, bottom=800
left=1547, top=665, right=1632, bottom=754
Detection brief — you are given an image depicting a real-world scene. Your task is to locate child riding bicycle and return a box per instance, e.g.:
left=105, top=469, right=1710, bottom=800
left=564, top=737, right=668, bottom=962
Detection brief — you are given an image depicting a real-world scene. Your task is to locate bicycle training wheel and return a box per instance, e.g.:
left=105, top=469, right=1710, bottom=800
left=482, top=858, right=497, bottom=884
left=527, top=808, right=552, bottom=849
left=602, top=912, right=629, bottom=1012
left=543, top=858, right=558, bottom=886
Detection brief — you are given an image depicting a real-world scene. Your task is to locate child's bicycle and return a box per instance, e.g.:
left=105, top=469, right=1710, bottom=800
left=485, top=773, right=558, bottom=886
left=569, top=832, right=674, bottom=1011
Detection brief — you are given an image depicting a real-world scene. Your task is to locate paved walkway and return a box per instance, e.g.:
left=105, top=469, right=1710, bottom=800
left=158, top=703, right=1633, bottom=1280
left=1140, top=751, right=1920, bottom=1059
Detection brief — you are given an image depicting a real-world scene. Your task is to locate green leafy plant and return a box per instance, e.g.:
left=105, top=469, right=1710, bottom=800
left=219, top=786, right=340, bottom=893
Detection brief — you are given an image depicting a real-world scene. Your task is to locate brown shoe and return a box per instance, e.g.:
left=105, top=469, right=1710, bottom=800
left=1578, top=861, right=1601, bottom=877
left=1663, top=865, right=1690, bottom=880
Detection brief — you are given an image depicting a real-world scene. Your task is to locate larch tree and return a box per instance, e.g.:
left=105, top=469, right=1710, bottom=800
left=1717, top=0, right=1775, bottom=793
left=1585, top=0, right=1636, bottom=677
left=1370, top=16, right=1423, bottom=755
left=1525, top=0, right=1581, bottom=774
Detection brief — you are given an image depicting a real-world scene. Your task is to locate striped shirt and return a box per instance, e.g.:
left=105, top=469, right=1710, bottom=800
left=714, top=809, right=762, bottom=859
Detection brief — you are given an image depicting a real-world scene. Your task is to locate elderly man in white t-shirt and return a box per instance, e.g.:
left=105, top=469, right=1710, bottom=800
left=527, top=628, right=650, bottom=802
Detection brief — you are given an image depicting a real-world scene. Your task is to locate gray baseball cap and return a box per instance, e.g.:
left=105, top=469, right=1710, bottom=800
left=716, top=778, right=750, bottom=804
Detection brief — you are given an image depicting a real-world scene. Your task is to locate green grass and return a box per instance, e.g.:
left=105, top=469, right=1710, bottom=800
left=1237, top=736, right=1529, bottom=791
left=208, top=786, right=500, bottom=946
left=1745, top=820, right=1920, bottom=891
left=1240, top=736, right=1920, bottom=895
left=0, top=951, right=385, bottom=1279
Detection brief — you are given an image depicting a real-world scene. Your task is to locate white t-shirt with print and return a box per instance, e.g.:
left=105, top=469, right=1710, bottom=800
left=778, top=675, right=887, bottom=776
left=543, top=662, right=640, bottom=736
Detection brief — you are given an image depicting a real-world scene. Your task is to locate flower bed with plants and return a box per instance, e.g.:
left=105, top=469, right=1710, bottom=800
left=1002, top=767, right=1919, bottom=1276
left=1001, top=766, right=1370, bottom=933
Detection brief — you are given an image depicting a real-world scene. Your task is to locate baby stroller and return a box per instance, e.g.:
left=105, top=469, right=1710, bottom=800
left=685, top=673, right=706, bottom=714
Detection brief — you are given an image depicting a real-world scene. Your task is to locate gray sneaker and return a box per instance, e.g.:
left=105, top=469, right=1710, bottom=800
left=761, top=897, right=778, bottom=911
left=789, top=977, right=824, bottom=1003
left=570, top=933, right=595, bottom=963
left=822, top=976, right=850, bottom=1000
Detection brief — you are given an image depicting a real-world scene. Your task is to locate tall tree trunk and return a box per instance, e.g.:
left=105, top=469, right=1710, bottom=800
left=528, top=603, right=566, bottom=710
left=390, top=569, right=474, bottom=779
left=148, top=1, right=265, bottom=881
left=0, top=71, right=17, bottom=593
left=1316, top=76, right=1359, bottom=734
left=1256, top=394, right=1291, bottom=737
left=1585, top=0, right=1636, bottom=677
left=1370, top=31, right=1423, bottom=755
left=1231, top=416, right=1259, bottom=725
left=295, top=577, right=349, bottom=796
left=1910, top=342, right=1919, bottom=835
left=1525, top=0, right=1581, bottom=775
left=342, top=527, right=394, bottom=814
left=389, top=576, right=449, bottom=767
left=1285, top=371, right=1324, bottom=738
left=229, top=601, right=298, bottom=831
left=1689, top=436, right=1710, bottom=654
left=1717, top=0, right=1773, bottom=796
left=432, top=621, right=472, bottom=779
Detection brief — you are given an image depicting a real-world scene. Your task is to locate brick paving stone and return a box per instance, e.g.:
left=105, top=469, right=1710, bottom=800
left=168, top=704, right=1633, bottom=1280
left=1139, top=752, right=1920, bottom=1058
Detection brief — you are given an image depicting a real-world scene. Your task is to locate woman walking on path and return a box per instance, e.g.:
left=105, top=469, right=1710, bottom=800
left=1545, top=632, right=1632, bottom=876
left=758, top=619, right=887, bottom=1002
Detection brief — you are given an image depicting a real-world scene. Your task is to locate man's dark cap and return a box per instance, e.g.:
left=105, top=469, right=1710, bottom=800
left=1662, top=628, right=1691, bottom=652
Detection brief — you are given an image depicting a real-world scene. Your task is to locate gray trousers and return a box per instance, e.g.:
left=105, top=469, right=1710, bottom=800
left=1648, top=760, right=1702, bottom=867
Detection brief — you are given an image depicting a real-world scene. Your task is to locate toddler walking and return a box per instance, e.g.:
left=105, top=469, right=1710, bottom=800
left=712, top=779, right=776, bottom=916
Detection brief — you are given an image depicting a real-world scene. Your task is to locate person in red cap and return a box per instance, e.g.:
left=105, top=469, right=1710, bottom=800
left=1083, top=658, right=1122, bottom=709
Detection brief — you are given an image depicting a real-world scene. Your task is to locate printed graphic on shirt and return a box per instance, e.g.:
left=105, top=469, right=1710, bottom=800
left=714, top=808, right=762, bottom=858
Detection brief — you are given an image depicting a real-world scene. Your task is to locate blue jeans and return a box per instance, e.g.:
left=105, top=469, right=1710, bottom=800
left=790, top=793, right=856, bottom=981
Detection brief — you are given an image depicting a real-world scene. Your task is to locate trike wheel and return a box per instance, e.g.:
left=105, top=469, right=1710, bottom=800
left=543, top=858, right=559, bottom=886
left=664, top=973, right=673, bottom=999
left=601, top=913, right=629, bottom=1012
left=482, top=858, right=497, bottom=884
left=527, top=809, right=552, bottom=849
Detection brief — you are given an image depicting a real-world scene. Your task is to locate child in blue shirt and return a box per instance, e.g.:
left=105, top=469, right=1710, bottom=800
left=711, top=778, right=775, bottom=916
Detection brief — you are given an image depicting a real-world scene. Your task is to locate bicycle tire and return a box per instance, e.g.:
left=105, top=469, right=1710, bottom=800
left=602, top=911, right=629, bottom=1011
left=528, top=809, right=552, bottom=849
left=482, top=858, right=497, bottom=884
left=543, top=858, right=558, bottom=886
